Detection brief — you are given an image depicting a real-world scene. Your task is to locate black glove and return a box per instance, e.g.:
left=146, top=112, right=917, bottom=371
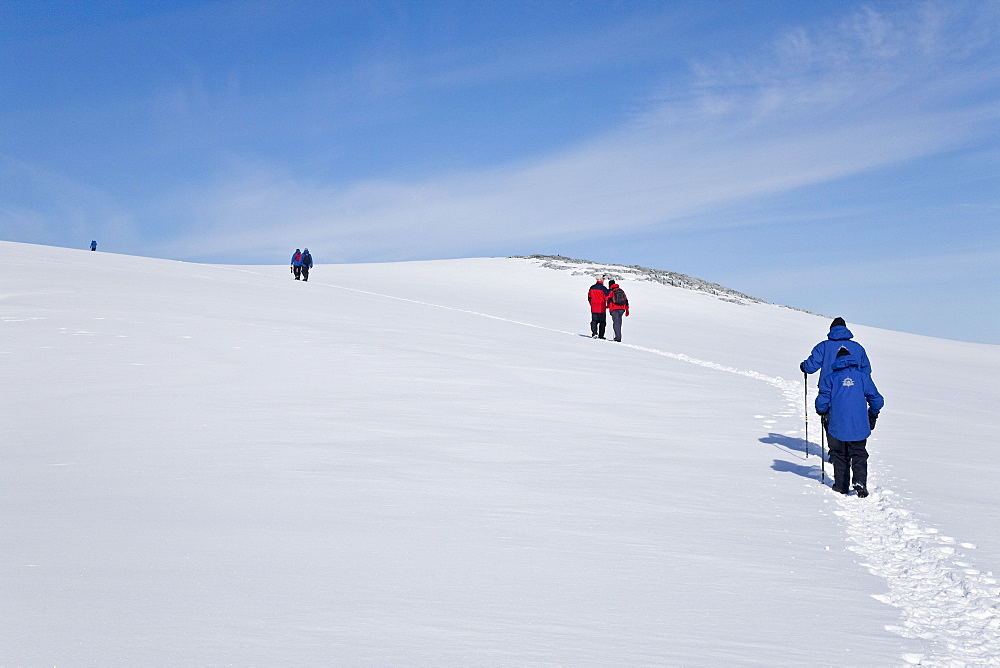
left=869, top=412, right=878, bottom=430
left=800, top=362, right=807, bottom=374
left=818, top=411, right=829, bottom=428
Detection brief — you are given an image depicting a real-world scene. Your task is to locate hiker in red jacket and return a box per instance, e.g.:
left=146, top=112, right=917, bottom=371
left=587, top=275, right=610, bottom=339
left=607, top=280, right=630, bottom=342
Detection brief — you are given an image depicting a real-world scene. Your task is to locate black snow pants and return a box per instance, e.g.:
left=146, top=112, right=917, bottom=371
left=301, top=265, right=310, bottom=281
left=826, top=434, right=868, bottom=492
left=590, top=313, right=607, bottom=338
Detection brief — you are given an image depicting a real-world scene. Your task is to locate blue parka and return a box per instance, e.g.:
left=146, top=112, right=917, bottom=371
left=801, top=325, right=871, bottom=387
left=301, top=250, right=313, bottom=268
left=291, top=250, right=302, bottom=267
left=816, top=354, right=884, bottom=442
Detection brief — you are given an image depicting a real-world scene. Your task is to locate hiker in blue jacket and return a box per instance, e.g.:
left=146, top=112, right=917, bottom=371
left=816, top=346, right=884, bottom=497
left=290, top=249, right=302, bottom=280
left=300, top=248, right=313, bottom=282
left=801, top=317, right=871, bottom=387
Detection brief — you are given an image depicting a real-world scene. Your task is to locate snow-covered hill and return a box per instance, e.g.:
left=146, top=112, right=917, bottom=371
left=513, top=253, right=791, bottom=308
left=2, top=241, right=998, bottom=665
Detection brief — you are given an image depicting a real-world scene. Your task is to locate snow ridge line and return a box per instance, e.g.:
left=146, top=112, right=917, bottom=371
left=237, top=268, right=1000, bottom=665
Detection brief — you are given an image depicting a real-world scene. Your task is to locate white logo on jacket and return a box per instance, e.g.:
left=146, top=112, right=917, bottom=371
left=842, top=377, right=855, bottom=387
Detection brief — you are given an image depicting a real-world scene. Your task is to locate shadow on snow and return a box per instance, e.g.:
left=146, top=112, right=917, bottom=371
left=760, top=432, right=829, bottom=483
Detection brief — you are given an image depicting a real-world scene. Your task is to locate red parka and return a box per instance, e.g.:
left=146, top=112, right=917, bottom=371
left=608, top=284, right=630, bottom=316
left=588, top=282, right=609, bottom=313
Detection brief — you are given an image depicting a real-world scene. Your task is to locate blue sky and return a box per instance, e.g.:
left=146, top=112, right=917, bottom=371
left=2, top=0, right=998, bottom=344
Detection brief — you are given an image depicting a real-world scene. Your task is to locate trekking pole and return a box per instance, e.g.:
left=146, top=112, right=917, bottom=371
left=803, top=372, right=809, bottom=459
left=821, top=422, right=826, bottom=484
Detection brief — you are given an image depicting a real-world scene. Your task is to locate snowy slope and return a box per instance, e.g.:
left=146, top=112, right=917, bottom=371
left=2, top=241, right=999, bottom=666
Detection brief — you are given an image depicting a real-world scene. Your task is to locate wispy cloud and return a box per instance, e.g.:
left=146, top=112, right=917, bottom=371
left=154, top=2, right=1000, bottom=263
left=0, top=1, right=975, bottom=266
left=412, top=7, right=691, bottom=90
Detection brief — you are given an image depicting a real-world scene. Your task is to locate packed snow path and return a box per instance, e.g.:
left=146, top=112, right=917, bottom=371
left=262, top=269, right=1000, bottom=667
left=839, top=496, right=1000, bottom=666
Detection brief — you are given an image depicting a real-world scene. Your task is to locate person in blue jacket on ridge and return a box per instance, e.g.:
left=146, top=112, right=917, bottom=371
left=290, top=249, right=302, bottom=280
left=816, top=346, right=884, bottom=497
left=300, top=248, right=313, bottom=282
left=801, top=317, right=871, bottom=387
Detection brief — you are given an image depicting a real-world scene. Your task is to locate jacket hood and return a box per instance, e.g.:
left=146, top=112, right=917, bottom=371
left=831, top=354, right=860, bottom=371
left=827, top=325, right=854, bottom=341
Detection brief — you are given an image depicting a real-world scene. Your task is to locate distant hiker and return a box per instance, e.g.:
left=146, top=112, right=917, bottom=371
left=800, top=317, right=871, bottom=387
left=300, top=248, right=313, bottom=282
left=607, top=280, right=629, bottom=342
left=816, top=346, right=884, bottom=497
left=588, top=275, right=609, bottom=339
left=290, top=249, right=302, bottom=280
left=90, top=240, right=97, bottom=251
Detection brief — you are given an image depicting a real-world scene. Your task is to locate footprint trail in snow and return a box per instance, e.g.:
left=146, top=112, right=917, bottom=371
left=836, top=492, right=1000, bottom=665
left=618, top=340, right=1000, bottom=666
